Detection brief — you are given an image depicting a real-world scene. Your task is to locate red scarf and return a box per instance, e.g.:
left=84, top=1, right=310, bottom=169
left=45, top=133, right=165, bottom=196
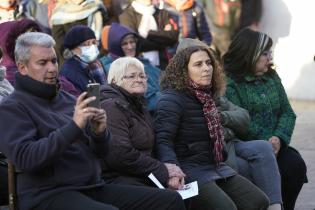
left=188, top=80, right=224, bottom=166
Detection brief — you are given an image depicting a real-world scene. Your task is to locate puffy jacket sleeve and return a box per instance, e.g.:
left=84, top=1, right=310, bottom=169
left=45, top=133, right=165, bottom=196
left=217, top=96, right=250, bottom=140
left=154, top=91, right=182, bottom=165
left=101, top=99, right=169, bottom=183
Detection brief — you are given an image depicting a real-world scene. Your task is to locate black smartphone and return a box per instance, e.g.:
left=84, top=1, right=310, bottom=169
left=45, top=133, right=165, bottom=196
left=86, top=83, right=100, bottom=108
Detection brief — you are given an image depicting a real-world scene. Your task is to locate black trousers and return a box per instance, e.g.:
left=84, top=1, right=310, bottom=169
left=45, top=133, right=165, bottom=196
left=277, top=146, right=308, bottom=210
left=33, top=184, right=186, bottom=210
left=190, top=174, right=269, bottom=210
left=0, top=164, right=8, bottom=206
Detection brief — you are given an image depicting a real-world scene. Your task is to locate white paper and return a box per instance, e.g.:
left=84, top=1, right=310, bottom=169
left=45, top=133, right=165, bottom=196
left=176, top=181, right=198, bottom=199
left=148, top=173, right=199, bottom=199
left=148, top=173, right=165, bottom=189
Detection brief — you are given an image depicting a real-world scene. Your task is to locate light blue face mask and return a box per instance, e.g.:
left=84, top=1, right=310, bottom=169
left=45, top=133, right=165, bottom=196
left=79, top=45, right=99, bottom=63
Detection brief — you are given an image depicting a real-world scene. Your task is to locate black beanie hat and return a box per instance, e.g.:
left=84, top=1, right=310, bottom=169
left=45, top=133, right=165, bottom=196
left=64, top=25, right=96, bottom=50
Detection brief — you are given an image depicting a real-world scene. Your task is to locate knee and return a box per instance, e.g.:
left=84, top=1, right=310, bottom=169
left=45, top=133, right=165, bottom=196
left=246, top=191, right=270, bottom=210
left=163, top=189, right=186, bottom=209
left=253, top=140, right=274, bottom=155
left=236, top=140, right=274, bottom=160
left=278, top=149, right=307, bottom=182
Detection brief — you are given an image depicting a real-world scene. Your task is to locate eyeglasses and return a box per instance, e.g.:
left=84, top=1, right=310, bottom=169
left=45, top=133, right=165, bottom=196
left=123, top=74, right=148, bottom=80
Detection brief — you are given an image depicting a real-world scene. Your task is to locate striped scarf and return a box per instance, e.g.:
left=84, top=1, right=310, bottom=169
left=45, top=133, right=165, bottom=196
left=188, top=79, right=224, bottom=165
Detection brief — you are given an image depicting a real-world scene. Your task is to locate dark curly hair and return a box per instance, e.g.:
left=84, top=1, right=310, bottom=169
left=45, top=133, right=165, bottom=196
left=161, top=46, right=226, bottom=98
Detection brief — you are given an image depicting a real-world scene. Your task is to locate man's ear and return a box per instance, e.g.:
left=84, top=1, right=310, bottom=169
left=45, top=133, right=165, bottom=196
left=17, top=62, right=27, bottom=75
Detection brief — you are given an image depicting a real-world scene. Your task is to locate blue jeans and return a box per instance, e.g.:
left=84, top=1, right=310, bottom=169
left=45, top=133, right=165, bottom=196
left=234, top=140, right=282, bottom=205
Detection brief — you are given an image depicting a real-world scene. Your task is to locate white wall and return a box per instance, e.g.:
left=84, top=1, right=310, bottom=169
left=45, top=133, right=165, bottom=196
left=259, top=0, right=315, bottom=101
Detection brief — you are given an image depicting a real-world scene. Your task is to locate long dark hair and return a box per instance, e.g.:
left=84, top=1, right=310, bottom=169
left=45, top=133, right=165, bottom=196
left=161, top=46, right=226, bottom=98
left=223, top=28, right=273, bottom=80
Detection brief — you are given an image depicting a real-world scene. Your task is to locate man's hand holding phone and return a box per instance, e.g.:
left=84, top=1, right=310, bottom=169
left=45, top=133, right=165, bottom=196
left=73, top=83, right=107, bottom=135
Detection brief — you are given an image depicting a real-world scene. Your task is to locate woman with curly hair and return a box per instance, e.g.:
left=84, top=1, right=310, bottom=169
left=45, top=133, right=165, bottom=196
left=154, top=38, right=269, bottom=210
left=223, top=28, right=308, bottom=210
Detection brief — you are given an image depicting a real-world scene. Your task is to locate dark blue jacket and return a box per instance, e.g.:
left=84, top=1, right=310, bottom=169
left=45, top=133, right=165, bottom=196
left=154, top=89, right=235, bottom=186
left=60, top=56, right=106, bottom=93
left=0, top=73, right=110, bottom=210
left=60, top=57, right=92, bottom=92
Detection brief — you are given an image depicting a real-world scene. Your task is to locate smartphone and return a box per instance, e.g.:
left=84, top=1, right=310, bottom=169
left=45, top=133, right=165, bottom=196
left=86, top=83, right=100, bottom=108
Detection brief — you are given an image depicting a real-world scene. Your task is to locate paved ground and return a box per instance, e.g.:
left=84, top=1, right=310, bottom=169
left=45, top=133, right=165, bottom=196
left=290, top=100, right=315, bottom=210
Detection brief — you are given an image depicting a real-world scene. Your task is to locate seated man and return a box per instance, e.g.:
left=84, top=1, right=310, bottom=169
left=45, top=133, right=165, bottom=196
left=0, top=32, right=186, bottom=210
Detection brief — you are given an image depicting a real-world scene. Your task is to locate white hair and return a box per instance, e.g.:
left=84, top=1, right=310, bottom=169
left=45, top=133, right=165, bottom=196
left=107, top=57, right=145, bottom=86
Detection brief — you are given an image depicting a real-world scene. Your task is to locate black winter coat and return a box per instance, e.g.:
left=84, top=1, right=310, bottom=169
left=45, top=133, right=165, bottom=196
left=155, top=89, right=236, bottom=186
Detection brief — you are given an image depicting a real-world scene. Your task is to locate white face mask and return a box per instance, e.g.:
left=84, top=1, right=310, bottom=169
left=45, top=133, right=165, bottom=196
left=79, top=45, right=99, bottom=63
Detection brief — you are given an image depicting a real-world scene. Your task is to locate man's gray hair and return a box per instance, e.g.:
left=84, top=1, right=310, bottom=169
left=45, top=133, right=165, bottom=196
left=15, top=32, right=56, bottom=64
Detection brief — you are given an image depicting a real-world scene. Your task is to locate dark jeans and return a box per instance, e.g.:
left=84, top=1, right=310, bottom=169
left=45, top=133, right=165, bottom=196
left=33, top=184, right=186, bottom=210
left=191, top=174, right=269, bottom=210
left=277, top=146, right=307, bottom=210
left=51, top=18, right=87, bottom=66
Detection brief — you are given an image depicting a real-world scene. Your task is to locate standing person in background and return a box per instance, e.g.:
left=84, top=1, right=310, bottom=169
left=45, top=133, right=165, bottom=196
left=237, top=0, right=262, bottom=32
left=99, top=22, right=161, bottom=113
left=21, top=0, right=52, bottom=34
left=0, top=0, right=17, bottom=23
left=223, top=28, right=308, bottom=210
left=119, top=0, right=179, bottom=70
left=155, top=39, right=269, bottom=210
left=199, top=0, right=240, bottom=56
left=49, top=0, right=107, bottom=65
left=164, top=0, right=212, bottom=46
left=60, top=25, right=106, bottom=94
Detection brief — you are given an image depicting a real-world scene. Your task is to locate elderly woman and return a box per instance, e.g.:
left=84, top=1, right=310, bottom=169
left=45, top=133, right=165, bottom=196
left=60, top=25, right=106, bottom=93
left=223, top=28, right=308, bottom=210
left=154, top=40, right=269, bottom=210
left=100, top=57, right=185, bottom=189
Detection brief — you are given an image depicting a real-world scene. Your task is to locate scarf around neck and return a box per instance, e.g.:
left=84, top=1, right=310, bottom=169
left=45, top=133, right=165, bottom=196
left=131, top=1, right=160, bottom=66
left=15, top=72, right=60, bottom=100
left=188, top=79, right=224, bottom=165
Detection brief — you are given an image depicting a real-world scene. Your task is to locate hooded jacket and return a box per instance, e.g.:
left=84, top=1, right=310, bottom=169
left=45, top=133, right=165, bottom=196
left=0, top=19, right=41, bottom=85
left=99, top=23, right=161, bottom=112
